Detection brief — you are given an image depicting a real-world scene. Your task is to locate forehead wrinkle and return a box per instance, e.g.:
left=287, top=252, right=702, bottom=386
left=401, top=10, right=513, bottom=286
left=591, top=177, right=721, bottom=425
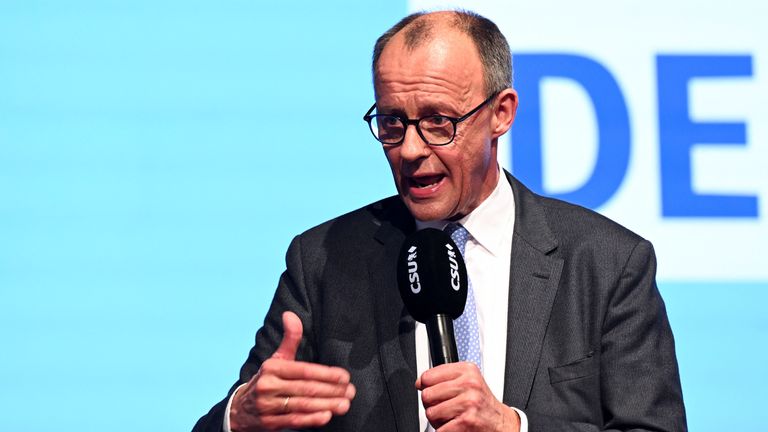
left=377, top=73, right=468, bottom=97
left=376, top=86, right=470, bottom=116
left=376, top=69, right=477, bottom=113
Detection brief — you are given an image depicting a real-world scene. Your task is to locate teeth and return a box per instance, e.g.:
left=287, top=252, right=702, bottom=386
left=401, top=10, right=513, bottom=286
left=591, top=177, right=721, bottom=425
left=415, top=181, right=438, bottom=188
left=411, top=175, right=442, bottom=188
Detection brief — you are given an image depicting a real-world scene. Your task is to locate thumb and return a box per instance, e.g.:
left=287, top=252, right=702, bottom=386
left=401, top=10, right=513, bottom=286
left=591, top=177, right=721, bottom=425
left=272, top=311, right=303, bottom=361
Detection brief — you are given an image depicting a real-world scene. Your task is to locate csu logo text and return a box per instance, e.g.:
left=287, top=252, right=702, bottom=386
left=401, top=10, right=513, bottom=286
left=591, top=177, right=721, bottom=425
left=407, top=245, right=421, bottom=294
left=445, top=243, right=461, bottom=291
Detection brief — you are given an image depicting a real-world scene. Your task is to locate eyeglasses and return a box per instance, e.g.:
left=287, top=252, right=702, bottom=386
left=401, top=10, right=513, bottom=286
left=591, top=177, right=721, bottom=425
left=363, top=93, right=497, bottom=146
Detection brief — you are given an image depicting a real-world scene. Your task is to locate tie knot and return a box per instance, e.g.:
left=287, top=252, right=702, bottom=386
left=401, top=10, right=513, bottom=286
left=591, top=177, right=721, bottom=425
left=444, top=222, right=469, bottom=252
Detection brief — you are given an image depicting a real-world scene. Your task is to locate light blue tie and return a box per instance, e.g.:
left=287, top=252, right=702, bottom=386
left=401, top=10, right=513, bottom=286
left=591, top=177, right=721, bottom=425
left=444, top=223, right=482, bottom=371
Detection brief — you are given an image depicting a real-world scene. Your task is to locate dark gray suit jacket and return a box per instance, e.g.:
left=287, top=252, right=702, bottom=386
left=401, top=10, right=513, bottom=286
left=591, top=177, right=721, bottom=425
left=193, top=173, right=687, bottom=431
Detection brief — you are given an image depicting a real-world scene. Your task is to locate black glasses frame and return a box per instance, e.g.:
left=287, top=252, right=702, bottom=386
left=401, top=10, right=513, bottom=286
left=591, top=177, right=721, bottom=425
left=363, top=92, right=498, bottom=146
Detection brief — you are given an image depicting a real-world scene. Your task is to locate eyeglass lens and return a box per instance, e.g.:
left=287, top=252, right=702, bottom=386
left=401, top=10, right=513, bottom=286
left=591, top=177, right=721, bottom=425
left=372, top=115, right=454, bottom=145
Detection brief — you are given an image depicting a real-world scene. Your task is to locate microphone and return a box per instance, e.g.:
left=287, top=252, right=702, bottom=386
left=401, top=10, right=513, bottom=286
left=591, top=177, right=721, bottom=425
left=397, top=228, right=468, bottom=366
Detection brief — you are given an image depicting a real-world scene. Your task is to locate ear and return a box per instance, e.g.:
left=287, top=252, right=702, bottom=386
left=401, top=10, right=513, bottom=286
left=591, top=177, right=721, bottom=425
left=490, top=88, right=518, bottom=139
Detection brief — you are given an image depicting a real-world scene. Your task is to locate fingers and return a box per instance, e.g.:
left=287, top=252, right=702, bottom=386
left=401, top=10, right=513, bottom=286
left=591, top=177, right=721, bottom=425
left=243, top=392, right=352, bottom=417
left=232, top=361, right=356, bottom=431
left=273, top=378, right=353, bottom=399
left=279, top=395, right=352, bottom=415
left=259, top=411, right=333, bottom=430
left=255, top=369, right=356, bottom=400
left=417, top=361, right=475, bottom=389
left=272, top=311, right=303, bottom=361
left=419, top=363, right=483, bottom=406
left=417, top=362, right=500, bottom=431
left=424, top=391, right=482, bottom=427
left=420, top=380, right=462, bottom=406
left=261, top=357, right=350, bottom=384
left=255, top=372, right=356, bottom=417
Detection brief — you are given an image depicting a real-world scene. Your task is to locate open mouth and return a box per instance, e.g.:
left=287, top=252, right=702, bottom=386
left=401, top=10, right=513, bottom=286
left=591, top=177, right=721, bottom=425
left=410, top=174, right=444, bottom=188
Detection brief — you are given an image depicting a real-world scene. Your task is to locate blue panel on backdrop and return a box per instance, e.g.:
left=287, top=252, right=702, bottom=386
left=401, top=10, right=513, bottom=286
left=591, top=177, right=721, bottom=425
left=512, top=53, right=631, bottom=209
left=657, top=55, right=758, bottom=218
left=0, top=2, right=405, bottom=431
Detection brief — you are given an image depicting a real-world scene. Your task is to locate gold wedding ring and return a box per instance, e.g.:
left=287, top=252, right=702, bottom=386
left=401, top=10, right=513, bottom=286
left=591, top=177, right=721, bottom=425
left=282, top=396, right=291, bottom=413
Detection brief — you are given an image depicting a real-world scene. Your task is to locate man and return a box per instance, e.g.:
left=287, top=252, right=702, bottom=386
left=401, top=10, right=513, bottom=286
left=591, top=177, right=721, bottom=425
left=194, top=10, right=686, bottom=432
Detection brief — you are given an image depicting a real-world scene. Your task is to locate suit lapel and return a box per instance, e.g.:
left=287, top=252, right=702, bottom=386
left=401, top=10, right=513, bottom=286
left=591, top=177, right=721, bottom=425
left=502, top=174, right=564, bottom=408
left=368, top=200, right=420, bottom=432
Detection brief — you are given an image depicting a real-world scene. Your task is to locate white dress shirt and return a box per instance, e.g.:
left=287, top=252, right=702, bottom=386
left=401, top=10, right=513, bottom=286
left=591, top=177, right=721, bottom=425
left=415, top=171, right=528, bottom=432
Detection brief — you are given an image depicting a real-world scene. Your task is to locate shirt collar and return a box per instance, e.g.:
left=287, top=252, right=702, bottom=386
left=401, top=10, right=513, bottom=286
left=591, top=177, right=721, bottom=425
left=415, top=170, right=515, bottom=257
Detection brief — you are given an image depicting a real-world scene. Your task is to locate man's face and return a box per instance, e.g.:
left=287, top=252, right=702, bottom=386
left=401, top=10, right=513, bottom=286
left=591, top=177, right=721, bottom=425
left=374, top=30, right=503, bottom=221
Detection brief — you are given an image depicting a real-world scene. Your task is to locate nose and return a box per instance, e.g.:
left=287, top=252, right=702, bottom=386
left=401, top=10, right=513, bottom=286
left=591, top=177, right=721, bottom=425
left=399, top=123, right=431, bottom=162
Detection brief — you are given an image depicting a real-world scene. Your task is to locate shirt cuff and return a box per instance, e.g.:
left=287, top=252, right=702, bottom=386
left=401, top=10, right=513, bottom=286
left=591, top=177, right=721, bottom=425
left=223, top=383, right=248, bottom=432
left=511, top=407, right=528, bottom=432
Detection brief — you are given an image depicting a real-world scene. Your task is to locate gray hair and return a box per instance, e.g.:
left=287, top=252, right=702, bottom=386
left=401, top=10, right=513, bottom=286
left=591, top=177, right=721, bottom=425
left=372, top=10, right=513, bottom=96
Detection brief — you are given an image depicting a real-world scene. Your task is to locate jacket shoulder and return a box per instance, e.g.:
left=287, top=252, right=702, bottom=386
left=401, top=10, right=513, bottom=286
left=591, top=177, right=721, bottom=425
left=537, top=194, right=645, bottom=247
left=297, top=195, right=407, bottom=243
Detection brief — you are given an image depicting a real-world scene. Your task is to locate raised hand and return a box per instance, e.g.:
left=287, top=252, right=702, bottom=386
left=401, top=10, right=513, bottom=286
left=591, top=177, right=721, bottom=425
left=230, top=311, right=356, bottom=432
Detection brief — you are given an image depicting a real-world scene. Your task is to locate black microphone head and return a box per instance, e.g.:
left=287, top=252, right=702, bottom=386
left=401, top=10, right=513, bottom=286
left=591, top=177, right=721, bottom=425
left=397, top=228, right=468, bottom=322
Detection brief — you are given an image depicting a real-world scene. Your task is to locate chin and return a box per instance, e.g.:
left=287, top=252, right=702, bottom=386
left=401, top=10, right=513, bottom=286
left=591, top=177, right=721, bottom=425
left=402, top=198, right=452, bottom=222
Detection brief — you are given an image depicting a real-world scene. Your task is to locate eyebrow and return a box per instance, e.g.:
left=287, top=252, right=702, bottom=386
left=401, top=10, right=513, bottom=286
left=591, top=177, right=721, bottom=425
left=376, top=101, right=461, bottom=117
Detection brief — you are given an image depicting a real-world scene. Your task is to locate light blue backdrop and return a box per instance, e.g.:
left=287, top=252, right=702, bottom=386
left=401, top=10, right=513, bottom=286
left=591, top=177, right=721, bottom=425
left=0, top=2, right=765, bottom=431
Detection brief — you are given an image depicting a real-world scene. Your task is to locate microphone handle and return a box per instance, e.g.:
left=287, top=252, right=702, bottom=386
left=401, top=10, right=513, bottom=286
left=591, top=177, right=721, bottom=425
left=426, top=314, right=459, bottom=366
